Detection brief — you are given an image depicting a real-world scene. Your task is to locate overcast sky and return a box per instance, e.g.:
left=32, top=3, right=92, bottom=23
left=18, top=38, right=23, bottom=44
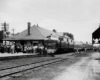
left=0, top=0, right=100, bottom=43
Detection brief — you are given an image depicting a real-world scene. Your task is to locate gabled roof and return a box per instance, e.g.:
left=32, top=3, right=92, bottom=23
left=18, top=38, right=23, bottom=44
left=92, top=27, right=100, bottom=39
left=4, top=25, right=58, bottom=40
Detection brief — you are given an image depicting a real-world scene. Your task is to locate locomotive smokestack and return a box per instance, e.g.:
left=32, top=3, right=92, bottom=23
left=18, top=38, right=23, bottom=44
left=27, top=22, right=31, bottom=35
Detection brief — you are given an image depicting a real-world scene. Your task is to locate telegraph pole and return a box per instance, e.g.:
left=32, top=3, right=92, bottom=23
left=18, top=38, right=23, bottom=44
left=1, top=22, right=9, bottom=45
left=1, top=22, right=9, bottom=32
left=12, top=29, right=15, bottom=36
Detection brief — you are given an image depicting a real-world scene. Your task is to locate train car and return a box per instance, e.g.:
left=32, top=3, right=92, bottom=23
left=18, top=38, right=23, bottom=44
left=84, top=43, right=93, bottom=50
left=44, top=35, right=74, bottom=54
left=44, top=39, right=58, bottom=54
left=74, top=41, right=93, bottom=52
left=74, top=41, right=84, bottom=49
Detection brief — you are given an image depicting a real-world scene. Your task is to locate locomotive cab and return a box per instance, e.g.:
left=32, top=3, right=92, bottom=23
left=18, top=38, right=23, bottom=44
left=44, top=40, right=58, bottom=54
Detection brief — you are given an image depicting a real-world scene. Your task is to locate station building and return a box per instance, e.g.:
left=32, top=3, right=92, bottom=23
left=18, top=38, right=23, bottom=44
left=4, top=22, right=59, bottom=46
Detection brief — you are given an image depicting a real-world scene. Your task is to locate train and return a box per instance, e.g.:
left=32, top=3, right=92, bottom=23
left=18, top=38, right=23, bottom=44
left=44, top=35, right=93, bottom=54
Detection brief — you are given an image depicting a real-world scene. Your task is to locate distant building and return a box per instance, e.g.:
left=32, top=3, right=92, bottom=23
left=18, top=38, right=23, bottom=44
left=92, top=25, right=100, bottom=44
left=0, top=30, right=3, bottom=43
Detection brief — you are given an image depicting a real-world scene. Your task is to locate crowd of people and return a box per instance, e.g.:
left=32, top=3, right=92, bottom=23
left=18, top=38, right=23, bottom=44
left=0, top=44, right=48, bottom=55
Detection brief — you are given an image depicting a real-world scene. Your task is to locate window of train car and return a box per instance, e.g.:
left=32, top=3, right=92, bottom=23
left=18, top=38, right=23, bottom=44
left=44, top=40, right=58, bottom=49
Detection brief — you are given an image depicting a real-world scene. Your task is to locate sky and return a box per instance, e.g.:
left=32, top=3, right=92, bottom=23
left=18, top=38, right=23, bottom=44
left=0, top=0, right=100, bottom=43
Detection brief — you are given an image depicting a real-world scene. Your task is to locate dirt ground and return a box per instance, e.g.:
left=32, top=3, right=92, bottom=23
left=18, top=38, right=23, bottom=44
left=4, top=51, right=100, bottom=80
left=53, top=52, right=100, bottom=80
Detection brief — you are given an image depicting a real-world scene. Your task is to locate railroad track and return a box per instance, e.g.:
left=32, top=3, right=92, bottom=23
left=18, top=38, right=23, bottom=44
left=0, top=57, right=68, bottom=79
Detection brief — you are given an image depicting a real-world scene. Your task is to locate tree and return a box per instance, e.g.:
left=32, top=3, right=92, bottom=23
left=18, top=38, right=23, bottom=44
left=63, top=32, right=74, bottom=40
left=53, top=29, right=57, bottom=33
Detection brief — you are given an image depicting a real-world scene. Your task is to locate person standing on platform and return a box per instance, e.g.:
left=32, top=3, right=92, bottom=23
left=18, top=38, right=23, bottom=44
left=0, top=45, right=1, bottom=53
left=34, top=45, right=38, bottom=54
left=43, top=47, right=47, bottom=56
left=29, top=45, right=31, bottom=53
left=27, top=46, right=29, bottom=53
left=31, top=45, right=34, bottom=53
left=1, top=44, right=4, bottom=53
left=24, top=45, right=27, bottom=53
left=26, top=45, right=28, bottom=53
left=11, top=44, right=15, bottom=54
left=40, top=45, right=44, bottom=55
left=84, top=48, right=87, bottom=54
left=8, top=45, right=10, bottom=53
left=30, top=45, right=33, bottom=53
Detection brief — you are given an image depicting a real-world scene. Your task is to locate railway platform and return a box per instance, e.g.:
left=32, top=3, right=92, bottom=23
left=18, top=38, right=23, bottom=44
left=0, top=53, right=38, bottom=61
left=0, top=51, right=76, bottom=61
left=0, top=53, right=36, bottom=57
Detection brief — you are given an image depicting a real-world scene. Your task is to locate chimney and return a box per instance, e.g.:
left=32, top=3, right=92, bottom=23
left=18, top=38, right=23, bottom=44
left=28, top=22, right=31, bottom=35
left=37, top=24, right=38, bottom=27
